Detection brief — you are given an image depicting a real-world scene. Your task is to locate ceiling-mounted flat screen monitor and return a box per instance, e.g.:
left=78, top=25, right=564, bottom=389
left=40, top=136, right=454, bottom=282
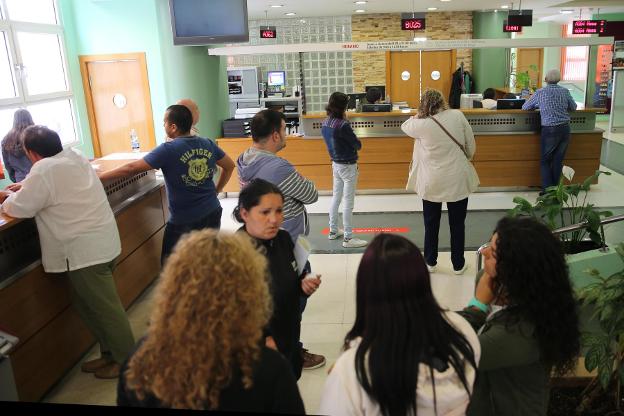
left=169, top=0, right=249, bottom=45
left=508, top=9, right=533, bottom=27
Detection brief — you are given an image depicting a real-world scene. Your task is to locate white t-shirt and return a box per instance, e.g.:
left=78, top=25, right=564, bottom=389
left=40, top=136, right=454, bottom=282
left=2, top=148, right=121, bottom=272
left=318, top=311, right=481, bottom=416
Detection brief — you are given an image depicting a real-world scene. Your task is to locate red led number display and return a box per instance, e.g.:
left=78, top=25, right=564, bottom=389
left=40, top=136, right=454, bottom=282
left=572, top=20, right=606, bottom=35
left=401, top=18, right=426, bottom=31
left=260, top=27, right=277, bottom=39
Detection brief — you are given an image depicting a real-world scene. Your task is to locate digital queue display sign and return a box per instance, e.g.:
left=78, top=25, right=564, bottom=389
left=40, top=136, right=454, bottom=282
left=260, top=26, right=277, bottom=39
left=572, top=20, right=607, bottom=35
left=401, top=18, right=426, bottom=31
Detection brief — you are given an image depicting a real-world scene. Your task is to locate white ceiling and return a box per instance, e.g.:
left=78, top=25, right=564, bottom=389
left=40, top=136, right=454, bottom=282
left=247, top=0, right=624, bottom=21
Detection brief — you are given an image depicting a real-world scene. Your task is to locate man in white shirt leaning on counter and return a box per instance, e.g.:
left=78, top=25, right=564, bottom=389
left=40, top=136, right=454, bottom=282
left=0, top=126, right=134, bottom=379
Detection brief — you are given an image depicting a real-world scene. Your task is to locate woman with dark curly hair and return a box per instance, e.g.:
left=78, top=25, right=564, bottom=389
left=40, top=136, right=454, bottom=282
left=2, top=109, right=34, bottom=184
left=320, top=233, right=480, bottom=416
left=461, top=216, right=580, bottom=416
left=117, top=229, right=304, bottom=412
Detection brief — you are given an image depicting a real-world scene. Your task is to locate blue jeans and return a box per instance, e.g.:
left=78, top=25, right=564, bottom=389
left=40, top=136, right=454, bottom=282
left=161, top=206, right=222, bottom=265
left=422, top=198, right=468, bottom=271
left=540, top=124, right=571, bottom=190
left=329, top=162, right=359, bottom=239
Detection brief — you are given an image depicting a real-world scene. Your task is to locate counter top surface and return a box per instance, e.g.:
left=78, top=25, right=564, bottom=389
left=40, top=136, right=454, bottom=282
left=302, top=108, right=604, bottom=119
left=0, top=154, right=149, bottom=232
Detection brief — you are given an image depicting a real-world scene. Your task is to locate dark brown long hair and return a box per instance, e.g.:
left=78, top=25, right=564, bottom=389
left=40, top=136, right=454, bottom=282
left=326, top=92, right=349, bottom=119
left=2, top=109, right=34, bottom=156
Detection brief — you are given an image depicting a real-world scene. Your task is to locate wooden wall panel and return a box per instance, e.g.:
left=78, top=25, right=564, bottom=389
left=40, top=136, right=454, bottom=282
left=0, top=267, right=69, bottom=345
left=116, top=190, right=166, bottom=262
left=474, top=159, right=600, bottom=187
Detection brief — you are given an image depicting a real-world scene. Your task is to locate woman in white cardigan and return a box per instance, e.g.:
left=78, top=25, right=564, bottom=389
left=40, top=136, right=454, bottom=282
left=401, top=89, right=479, bottom=275
left=318, top=234, right=480, bottom=416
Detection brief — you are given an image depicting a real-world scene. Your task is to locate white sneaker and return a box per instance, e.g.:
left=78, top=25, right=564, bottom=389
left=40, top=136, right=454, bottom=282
left=328, top=228, right=343, bottom=240
left=427, top=263, right=437, bottom=273
left=342, top=238, right=368, bottom=248
left=453, top=264, right=469, bottom=275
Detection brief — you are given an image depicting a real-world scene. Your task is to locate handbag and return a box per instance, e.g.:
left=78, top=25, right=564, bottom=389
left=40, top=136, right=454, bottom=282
left=429, top=115, right=480, bottom=190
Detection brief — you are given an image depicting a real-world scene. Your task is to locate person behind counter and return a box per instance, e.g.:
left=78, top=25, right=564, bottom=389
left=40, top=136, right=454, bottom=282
left=521, top=69, right=577, bottom=193
left=98, top=104, right=235, bottom=264
left=480, top=88, right=497, bottom=110
left=117, top=229, right=305, bottom=413
left=401, top=89, right=479, bottom=275
left=356, top=87, right=382, bottom=112
left=319, top=233, right=479, bottom=416
left=0, top=126, right=135, bottom=379
left=459, top=217, right=580, bottom=415
left=1, top=109, right=34, bottom=185
left=321, top=92, right=367, bottom=248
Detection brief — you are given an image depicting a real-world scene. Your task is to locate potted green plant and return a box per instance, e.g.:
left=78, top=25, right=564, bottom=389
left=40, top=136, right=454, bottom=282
left=508, top=169, right=613, bottom=254
left=511, top=64, right=538, bottom=91
left=576, top=243, right=624, bottom=414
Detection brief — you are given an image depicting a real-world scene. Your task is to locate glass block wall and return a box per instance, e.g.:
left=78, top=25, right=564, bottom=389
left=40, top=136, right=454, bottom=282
left=230, top=16, right=354, bottom=112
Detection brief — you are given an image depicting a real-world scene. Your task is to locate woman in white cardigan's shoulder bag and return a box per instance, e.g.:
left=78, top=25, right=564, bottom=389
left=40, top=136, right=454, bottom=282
left=401, top=89, right=479, bottom=275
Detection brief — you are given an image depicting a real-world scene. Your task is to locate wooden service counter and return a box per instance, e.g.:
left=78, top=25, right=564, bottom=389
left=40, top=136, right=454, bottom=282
left=217, top=108, right=604, bottom=192
left=0, top=157, right=166, bottom=401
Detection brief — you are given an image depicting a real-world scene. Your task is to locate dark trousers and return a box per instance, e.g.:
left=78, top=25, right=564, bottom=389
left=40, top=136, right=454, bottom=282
left=161, top=206, right=223, bottom=265
left=540, top=123, right=571, bottom=191
left=422, top=198, right=468, bottom=271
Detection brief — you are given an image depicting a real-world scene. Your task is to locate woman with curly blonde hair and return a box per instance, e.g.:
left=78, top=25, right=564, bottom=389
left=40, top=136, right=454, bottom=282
left=402, top=88, right=479, bottom=275
left=116, top=229, right=305, bottom=412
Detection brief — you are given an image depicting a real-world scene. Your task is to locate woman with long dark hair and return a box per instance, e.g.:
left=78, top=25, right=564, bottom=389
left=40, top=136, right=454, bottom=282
left=234, top=178, right=322, bottom=380
left=461, top=216, right=580, bottom=415
left=2, top=109, right=34, bottom=183
left=319, top=233, right=480, bottom=416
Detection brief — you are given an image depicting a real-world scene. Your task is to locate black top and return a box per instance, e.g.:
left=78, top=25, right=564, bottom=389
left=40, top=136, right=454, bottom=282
left=117, top=342, right=305, bottom=414
left=239, top=227, right=304, bottom=379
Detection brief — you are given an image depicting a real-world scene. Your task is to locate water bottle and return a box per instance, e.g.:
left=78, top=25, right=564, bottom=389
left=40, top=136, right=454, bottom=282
left=130, top=129, right=140, bottom=152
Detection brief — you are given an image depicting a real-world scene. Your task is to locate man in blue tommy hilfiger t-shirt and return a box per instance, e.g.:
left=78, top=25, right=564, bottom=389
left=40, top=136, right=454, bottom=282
left=99, top=105, right=235, bottom=263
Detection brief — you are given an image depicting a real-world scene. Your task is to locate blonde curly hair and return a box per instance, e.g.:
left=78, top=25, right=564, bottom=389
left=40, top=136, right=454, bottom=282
left=124, top=229, right=271, bottom=410
left=417, top=88, right=449, bottom=118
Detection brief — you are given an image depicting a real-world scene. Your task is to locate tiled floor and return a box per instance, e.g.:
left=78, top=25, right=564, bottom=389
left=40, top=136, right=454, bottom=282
left=44, top=160, right=624, bottom=412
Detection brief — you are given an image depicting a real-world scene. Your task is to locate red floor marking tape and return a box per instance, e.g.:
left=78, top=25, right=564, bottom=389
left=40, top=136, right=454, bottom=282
left=321, top=227, right=410, bottom=235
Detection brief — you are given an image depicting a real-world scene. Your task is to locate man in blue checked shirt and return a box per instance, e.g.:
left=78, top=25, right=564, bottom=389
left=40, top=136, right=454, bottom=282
left=522, top=69, right=577, bottom=192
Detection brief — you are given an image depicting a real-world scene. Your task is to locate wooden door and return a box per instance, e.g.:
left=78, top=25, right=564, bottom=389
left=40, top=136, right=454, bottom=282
left=388, top=50, right=454, bottom=108
left=79, top=53, right=156, bottom=157
left=517, top=48, right=544, bottom=89
left=387, top=51, right=421, bottom=107
left=420, top=50, right=454, bottom=99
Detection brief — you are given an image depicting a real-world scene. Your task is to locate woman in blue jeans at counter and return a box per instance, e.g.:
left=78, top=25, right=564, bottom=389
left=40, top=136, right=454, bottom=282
left=321, top=92, right=367, bottom=249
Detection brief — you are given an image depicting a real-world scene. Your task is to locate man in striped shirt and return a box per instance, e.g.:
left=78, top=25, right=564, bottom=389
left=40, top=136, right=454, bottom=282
left=522, top=69, right=577, bottom=192
left=237, top=109, right=318, bottom=242
left=237, top=109, right=326, bottom=371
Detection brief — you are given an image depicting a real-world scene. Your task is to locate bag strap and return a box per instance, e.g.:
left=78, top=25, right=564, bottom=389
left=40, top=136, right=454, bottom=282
left=429, top=115, right=469, bottom=159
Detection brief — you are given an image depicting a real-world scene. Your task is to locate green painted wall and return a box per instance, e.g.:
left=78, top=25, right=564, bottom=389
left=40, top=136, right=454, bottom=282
left=57, top=0, right=228, bottom=158
left=472, top=12, right=511, bottom=94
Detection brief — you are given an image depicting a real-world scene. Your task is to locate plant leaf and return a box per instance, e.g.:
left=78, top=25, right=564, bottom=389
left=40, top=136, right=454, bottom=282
left=584, top=346, right=600, bottom=372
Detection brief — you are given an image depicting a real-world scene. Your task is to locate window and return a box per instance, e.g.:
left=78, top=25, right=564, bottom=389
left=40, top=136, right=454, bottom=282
left=561, top=23, right=589, bottom=82
left=0, top=0, right=77, bottom=149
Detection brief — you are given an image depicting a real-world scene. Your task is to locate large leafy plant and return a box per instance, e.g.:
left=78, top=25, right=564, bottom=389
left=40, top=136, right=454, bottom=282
left=508, top=169, right=612, bottom=253
left=577, top=243, right=624, bottom=414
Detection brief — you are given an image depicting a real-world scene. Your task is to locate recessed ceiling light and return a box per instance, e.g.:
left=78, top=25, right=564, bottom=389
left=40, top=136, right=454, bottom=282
left=270, top=4, right=283, bottom=7
left=560, top=9, right=574, bottom=14
left=494, top=9, right=498, bottom=13
left=428, top=7, right=438, bottom=11
left=413, top=37, right=427, bottom=42
left=440, top=0, right=452, bottom=2
left=355, top=9, right=366, bottom=13
left=285, top=12, right=296, bottom=16
left=501, top=5, right=509, bottom=9
left=354, top=1, right=367, bottom=4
